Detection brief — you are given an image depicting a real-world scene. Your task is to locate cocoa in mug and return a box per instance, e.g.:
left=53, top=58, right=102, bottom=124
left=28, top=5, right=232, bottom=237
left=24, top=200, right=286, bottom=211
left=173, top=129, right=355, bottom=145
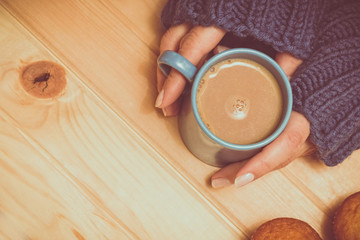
left=197, top=58, right=283, bottom=145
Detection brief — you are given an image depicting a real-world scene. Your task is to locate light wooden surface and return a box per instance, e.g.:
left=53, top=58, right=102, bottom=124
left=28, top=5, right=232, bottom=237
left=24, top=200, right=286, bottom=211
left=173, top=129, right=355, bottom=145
left=0, top=1, right=359, bottom=239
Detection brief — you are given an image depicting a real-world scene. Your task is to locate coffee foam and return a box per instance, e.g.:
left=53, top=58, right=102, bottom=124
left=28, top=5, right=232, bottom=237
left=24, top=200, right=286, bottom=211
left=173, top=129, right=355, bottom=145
left=225, top=96, right=250, bottom=120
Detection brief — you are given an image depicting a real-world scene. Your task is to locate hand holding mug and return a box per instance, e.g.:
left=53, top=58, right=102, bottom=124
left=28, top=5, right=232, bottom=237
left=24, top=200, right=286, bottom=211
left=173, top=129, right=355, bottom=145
left=156, top=24, right=226, bottom=116
left=210, top=52, right=315, bottom=188
left=156, top=24, right=315, bottom=188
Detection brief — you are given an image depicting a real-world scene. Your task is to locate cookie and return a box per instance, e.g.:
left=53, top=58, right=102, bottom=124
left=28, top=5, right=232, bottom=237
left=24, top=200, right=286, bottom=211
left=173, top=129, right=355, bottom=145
left=251, top=217, right=321, bottom=240
left=333, top=191, right=360, bottom=240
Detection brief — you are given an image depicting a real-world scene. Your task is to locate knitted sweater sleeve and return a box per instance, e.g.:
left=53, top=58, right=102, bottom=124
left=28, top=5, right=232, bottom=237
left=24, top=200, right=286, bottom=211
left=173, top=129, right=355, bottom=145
left=291, top=2, right=360, bottom=166
left=161, top=0, right=326, bottom=59
left=161, top=0, right=360, bottom=166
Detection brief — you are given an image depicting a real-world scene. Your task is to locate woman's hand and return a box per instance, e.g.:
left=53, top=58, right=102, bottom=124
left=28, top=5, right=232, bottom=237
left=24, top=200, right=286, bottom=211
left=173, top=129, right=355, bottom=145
left=211, top=110, right=315, bottom=188
left=211, top=52, right=316, bottom=188
left=156, top=23, right=226, bottom=116
left=155, top=25, right=316, bottom=188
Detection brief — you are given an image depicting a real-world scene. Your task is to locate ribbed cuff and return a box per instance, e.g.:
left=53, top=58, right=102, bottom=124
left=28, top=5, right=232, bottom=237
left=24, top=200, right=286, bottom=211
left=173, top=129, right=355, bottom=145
left=291, top=38, right=360, bottom=166
left=291, top=2, right=360, bottom=166
left=161, top=0, right=325, bottom=59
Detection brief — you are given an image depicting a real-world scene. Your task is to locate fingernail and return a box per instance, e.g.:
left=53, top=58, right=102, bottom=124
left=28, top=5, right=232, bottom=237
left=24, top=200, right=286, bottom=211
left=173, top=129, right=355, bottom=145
left=155, top=89, right=164, bottom=108
left=211, top=178, right=231, bottom=189
left=215, top=45, right=228, bottom=54
left=162, top=107, right=168, bottom=117
left=235, top=173, right=254, bottom=188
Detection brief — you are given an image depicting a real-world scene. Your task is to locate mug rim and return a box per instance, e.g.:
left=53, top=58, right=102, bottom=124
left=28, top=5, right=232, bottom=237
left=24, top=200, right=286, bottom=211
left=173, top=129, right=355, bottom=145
left=191, top=48, right=293, bottom=151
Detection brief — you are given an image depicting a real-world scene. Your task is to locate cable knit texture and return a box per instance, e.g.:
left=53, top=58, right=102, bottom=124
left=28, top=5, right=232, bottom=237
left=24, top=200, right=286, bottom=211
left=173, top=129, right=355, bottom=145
left=291, top=2, right=360, bottom=166
left=161, top=0, right=360, bottom=166
left=161, top=0, right=326, bottom=59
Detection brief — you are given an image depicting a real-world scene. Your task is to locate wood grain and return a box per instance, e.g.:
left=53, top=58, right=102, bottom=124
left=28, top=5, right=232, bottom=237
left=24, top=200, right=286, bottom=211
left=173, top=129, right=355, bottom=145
left=0, top=5, right=242, bottom=239
left=0, top=0, right=359, bottom=239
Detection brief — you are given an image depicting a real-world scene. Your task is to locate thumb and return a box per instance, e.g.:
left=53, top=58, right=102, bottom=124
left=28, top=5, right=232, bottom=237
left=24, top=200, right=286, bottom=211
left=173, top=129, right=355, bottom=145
left=211, top=112, right=310, bottom=189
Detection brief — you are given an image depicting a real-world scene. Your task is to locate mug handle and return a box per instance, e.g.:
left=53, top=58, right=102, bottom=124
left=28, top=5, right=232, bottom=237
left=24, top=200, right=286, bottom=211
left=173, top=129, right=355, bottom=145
left=157, top=50, right=198, bottom=83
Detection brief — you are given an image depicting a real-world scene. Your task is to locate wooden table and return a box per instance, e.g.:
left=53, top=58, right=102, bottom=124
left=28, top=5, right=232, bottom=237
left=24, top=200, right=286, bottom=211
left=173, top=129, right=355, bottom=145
left=0, top=1, right=359, bottom=239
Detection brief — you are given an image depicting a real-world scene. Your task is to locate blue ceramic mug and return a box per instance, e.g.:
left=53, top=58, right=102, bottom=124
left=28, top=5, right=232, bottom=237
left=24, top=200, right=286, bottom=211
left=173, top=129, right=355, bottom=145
left=158, top=48, right=292, bottom=167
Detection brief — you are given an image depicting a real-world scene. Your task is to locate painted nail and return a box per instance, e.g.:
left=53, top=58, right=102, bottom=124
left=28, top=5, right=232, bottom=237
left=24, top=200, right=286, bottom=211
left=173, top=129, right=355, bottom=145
left=235, top=173, right=254, bottom=188
left=216, top=45, right=228, bottom=53
left=211, top=178, right=231, bottom=189
left=155, top=89, right=164, bottom=108
left=162, top=107, right=168, bottom=117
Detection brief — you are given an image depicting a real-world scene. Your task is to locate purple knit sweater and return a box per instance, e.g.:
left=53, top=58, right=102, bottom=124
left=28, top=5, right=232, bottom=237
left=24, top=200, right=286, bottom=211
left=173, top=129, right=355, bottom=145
left=161, top=0, right=360, bottom=166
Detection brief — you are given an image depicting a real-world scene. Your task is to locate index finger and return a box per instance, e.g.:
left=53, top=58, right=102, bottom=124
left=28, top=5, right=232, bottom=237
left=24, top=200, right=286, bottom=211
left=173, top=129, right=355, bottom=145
left=157, top=23, right=192, bottom=92
left=156, top=26, right=226, bottom=108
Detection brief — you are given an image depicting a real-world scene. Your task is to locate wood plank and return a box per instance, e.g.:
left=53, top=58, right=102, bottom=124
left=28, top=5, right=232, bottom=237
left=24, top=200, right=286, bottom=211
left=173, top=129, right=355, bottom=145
left=0, top=6, right=243, bottom=239
left=2, top=0, right=359, bottom=239
left=0, top=115, right=134, bottom=240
